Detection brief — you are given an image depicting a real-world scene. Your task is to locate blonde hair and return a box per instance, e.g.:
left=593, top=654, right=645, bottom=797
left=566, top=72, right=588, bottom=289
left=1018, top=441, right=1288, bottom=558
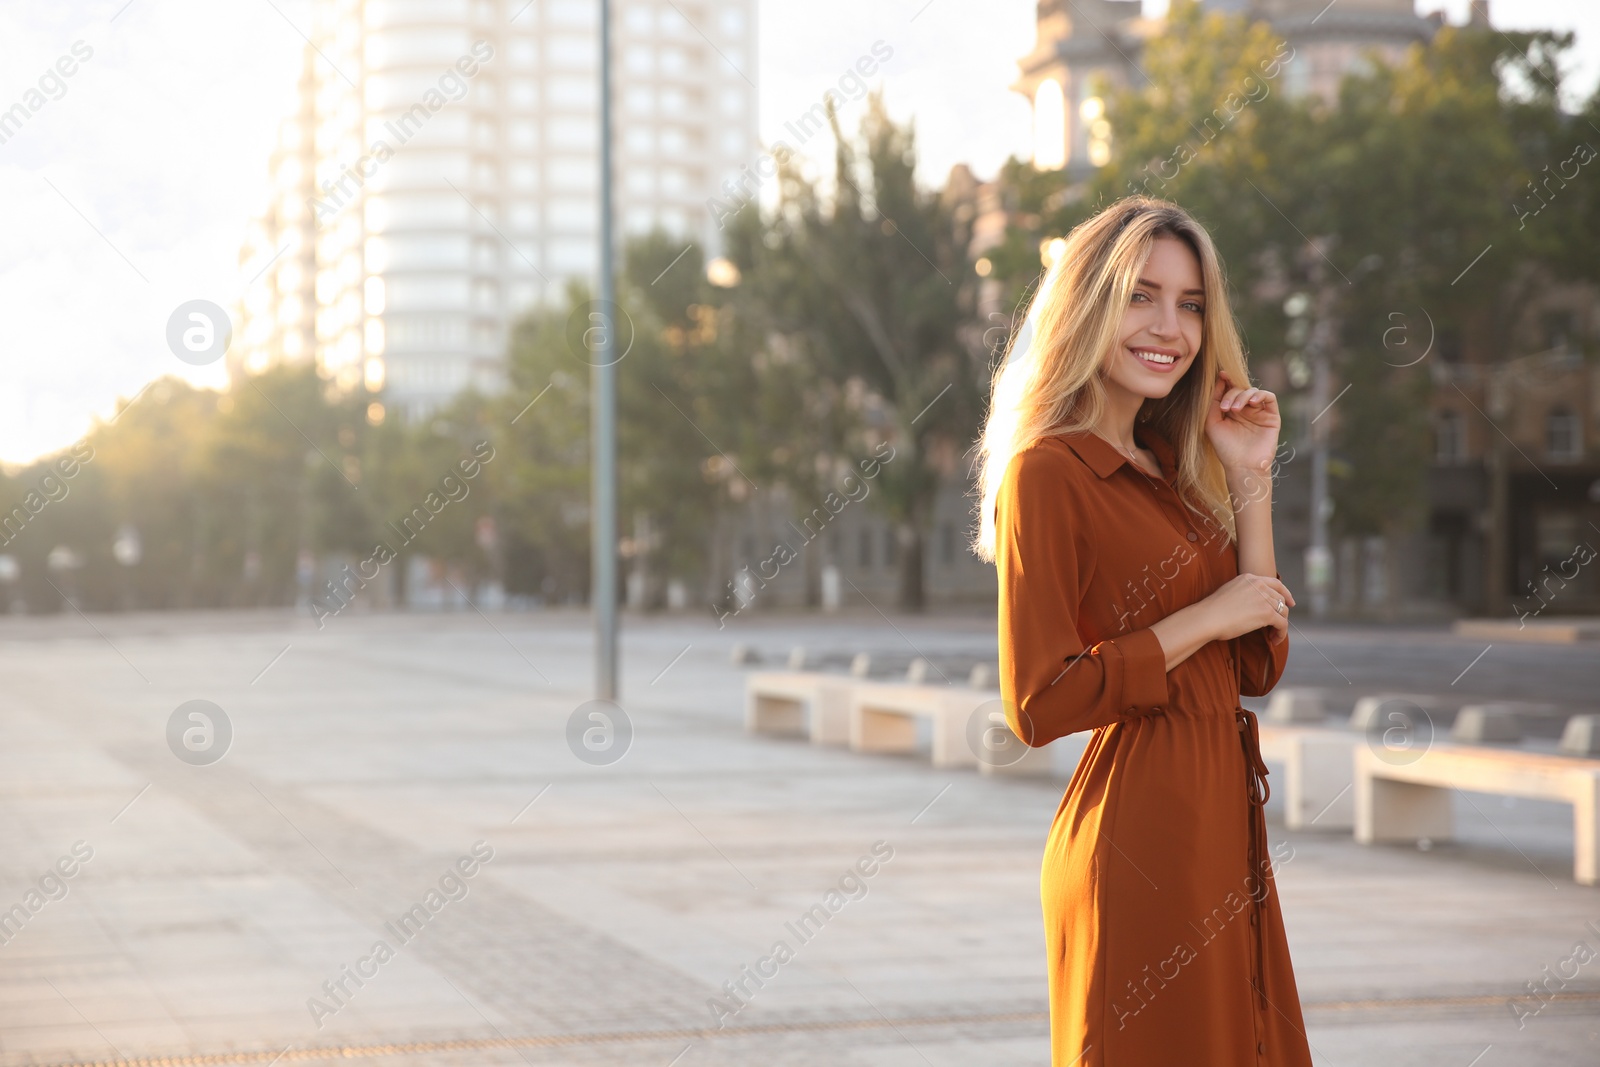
left=970, top=196, right=1251, bottom=562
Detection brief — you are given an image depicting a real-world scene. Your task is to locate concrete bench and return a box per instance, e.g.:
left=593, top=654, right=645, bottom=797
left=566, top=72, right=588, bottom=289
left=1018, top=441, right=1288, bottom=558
left=1255, top=725, right=1356, bottom=830
left=1349, top=693, right=1440, bottom=733
left=965, top=696, right=1054, bottom=777
left=745, top=671, right=853, bottom=745
left=1264, top=687, right=1325, bottom=724
left=976, top=722, right=1088, bottom=779
left=1354, top=743, right=1600, bottom=885
left=849, top=682, right=998, bottom=768
left=1562, top=715, right=1600, bottom=757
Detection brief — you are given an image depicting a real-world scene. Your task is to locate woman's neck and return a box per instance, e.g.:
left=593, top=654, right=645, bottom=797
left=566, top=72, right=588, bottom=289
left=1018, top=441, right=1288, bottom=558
left=1094, top=384, right=1146, bottom=452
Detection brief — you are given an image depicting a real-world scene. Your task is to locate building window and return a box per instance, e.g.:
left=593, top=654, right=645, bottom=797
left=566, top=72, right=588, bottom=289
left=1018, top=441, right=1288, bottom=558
left=1547, top=408, right=1581, bottom=461
left=884, top=526, right=897, bottom=567
left=1283, top=49, right=1309, bottom=97
left=939, top=522, right=954, bottom=566
left=1434, top=410, right=1467, bottom=464
left=1437, top=326, right=1462, bottom=364
left=1544, top=310, right=1576, bottom=354
left=857, top=528, right=872, bottom=567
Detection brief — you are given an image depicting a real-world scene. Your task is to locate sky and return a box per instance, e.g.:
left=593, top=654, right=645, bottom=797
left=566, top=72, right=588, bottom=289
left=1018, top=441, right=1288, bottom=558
left=0, top=0, right=1595, bottom=466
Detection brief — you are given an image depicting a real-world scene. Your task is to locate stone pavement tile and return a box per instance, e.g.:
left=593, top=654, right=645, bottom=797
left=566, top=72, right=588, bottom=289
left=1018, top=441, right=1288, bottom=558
left=1, top=612, right=1597, bottom=1066
left=1272, top=829, right=1598, bottom=1003
left=1305, top=1010, right=1599, bottom=1066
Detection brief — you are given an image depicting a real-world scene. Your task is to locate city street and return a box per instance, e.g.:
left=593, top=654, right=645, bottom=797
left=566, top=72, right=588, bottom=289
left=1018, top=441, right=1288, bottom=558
left=0, top=607, right=1596, bottom=1065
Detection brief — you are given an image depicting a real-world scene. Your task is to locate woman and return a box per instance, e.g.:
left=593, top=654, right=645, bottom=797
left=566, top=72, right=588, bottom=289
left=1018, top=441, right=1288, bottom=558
left=973, top=197, right=1314, bottom=1065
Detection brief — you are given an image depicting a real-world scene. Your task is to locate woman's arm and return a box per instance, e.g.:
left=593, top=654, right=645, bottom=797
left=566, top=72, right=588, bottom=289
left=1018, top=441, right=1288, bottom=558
left=1228, top=462, right=1276, bottom=580
left=1149, top=572, right=1291, bottom=671
left=1144, top=377, right=1295, bottom=671
left=1205, top=373, right=1293, bottom=693
left=1210, top=371, right=1280, bottom=579
left=996, top=446, right=1172, bottom=747
left=1206, top=373, right=1290, bottom=630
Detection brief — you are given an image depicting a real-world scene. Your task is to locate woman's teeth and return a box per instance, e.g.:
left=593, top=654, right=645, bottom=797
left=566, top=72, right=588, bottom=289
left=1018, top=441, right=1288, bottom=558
left=1133, top=349, right=1176, bottom=364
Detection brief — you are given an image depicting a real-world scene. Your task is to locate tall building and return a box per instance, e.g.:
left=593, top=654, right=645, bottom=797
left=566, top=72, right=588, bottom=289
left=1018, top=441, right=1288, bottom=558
left=237, top=0, right=759, bottom=417
left=1014, top=0, right=1439, bottom=177
left=234, top=46, right=321, bottom=384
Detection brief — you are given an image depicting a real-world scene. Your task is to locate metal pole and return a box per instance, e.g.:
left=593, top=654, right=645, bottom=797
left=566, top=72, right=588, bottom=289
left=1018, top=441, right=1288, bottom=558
left=1304, top=285, right=1336, bottom=619
left=593, top=0, right=618, bottom=700
left=1307, top=345, right=1331, bottom=618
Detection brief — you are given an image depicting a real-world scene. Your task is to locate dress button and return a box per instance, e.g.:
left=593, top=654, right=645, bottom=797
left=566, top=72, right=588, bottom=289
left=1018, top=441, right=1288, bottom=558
left=1257, top=1042, right=1266, bottom=1055
left=1186, top=531, right=1198, bottom=542
left=1250, top=911, right=1258, bottom=926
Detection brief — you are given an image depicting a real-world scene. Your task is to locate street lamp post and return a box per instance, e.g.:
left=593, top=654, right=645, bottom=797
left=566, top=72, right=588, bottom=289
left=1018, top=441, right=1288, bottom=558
left=113, top=523, right=142, bottom=611
left=1285, top=290, right=1332, bottom=618
left=593, top=0, right=618, bottom=701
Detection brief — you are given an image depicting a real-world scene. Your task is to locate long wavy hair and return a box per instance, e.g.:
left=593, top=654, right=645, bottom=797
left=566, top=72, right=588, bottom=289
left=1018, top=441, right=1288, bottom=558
left=970, top=196, right=1251, bottom=562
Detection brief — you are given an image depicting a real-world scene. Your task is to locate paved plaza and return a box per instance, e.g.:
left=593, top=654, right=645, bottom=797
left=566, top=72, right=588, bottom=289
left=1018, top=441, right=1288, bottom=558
left=0, top=606, right=1596, bottom=1065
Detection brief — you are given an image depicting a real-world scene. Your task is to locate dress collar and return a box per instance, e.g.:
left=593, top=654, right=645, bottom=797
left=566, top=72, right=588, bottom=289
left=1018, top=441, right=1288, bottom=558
left=1058, top=425, right=1178, bottom=481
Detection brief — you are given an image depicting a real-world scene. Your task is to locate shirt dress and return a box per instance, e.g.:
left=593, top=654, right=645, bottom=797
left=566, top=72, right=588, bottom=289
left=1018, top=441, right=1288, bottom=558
left=994, top=428, right=1314, bottom=1066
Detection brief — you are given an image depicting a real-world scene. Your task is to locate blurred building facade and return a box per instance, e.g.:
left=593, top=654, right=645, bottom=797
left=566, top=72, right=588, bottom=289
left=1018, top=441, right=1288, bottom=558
left=1014, top=0, right=1442, bottom=179
left=1424, top=300, right=1600, bottom=618
left=234, top=0, right=758, bottom=419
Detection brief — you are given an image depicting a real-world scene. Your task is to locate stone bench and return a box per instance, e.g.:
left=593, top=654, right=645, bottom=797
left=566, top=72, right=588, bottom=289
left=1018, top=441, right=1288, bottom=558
left=849, top=682, right=998, bottom=768
left=1255, top=725, right=1356, bottom=831
left=975, top=721, right=1087, bottom=779
left=1354, top=743, right=1600, bottom=885
left=744, top=671, right=853, bottom=745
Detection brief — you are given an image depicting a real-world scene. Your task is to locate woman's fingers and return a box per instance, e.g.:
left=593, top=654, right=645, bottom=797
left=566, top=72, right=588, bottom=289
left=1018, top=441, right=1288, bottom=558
left=1262, top=576, right=1295, bottom=607
left=1216, top=385, right=1280, bottom=415
left=1243, top=573, right=1294, bottom=605
left=1243, top=575, right=1295, bottom=621
left=1208, top=573, right=1296, bottom=642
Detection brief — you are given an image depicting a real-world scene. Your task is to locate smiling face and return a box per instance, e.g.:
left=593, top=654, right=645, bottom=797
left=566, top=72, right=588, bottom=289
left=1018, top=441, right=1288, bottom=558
left=1104, top=234, right=1206, bottom=403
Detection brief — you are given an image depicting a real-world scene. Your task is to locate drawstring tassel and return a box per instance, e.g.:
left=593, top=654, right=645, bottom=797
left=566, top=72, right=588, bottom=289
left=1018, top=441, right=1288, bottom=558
left=1236, top=708, right=1271, bottom=1013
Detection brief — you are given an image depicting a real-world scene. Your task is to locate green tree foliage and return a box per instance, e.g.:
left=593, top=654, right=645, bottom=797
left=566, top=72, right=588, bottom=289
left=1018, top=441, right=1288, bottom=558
left=0, top=365, right=502, bottom=615
left=485, top=293, right=595, bottom=604
left=730, top=92, right=983, bottom=609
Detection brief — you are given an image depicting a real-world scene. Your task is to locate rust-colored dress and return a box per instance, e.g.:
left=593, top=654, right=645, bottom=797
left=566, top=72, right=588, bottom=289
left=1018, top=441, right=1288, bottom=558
left=995, top=428, right=1313, bottom=1066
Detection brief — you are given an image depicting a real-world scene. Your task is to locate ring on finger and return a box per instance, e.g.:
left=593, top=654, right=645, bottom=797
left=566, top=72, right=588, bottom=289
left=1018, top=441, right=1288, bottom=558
left=1275, top=598, right=1286, bottom=614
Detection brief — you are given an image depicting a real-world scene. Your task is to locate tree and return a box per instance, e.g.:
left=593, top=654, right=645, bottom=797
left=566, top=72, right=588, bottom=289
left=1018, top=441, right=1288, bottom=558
left=733, top=92, right=983, bottom=610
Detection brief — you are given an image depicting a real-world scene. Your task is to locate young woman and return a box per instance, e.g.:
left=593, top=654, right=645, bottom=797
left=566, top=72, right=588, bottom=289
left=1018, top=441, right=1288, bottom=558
left=973, top=198, right=1313, bottom=1065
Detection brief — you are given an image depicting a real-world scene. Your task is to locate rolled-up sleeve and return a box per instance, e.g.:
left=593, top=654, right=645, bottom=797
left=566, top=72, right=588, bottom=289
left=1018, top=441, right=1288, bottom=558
left=1237, top=573, right=1290, bottom=697
left=995, top=446, right=1169, bottom=747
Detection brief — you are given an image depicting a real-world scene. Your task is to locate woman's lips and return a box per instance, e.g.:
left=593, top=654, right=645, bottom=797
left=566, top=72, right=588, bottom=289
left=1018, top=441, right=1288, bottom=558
left=1130, top=347, right=1183, bottom=373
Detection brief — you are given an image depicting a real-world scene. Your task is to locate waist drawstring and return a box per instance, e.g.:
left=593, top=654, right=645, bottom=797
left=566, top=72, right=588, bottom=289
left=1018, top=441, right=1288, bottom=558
left=1236, top=707, right=1271, bottom=1013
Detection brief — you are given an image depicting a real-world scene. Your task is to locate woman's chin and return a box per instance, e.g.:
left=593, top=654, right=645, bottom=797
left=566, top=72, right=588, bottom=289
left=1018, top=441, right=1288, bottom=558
left=1111, top=373, right=1183, bottom=402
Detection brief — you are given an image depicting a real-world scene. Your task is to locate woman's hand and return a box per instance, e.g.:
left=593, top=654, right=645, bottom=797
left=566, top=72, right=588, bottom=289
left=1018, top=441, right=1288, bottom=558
left=1149, top=572, right=1293, bottom=670
left=1200, top=572, right=1294, bottom=645
left=1205, top=372, right=1280, bottom=477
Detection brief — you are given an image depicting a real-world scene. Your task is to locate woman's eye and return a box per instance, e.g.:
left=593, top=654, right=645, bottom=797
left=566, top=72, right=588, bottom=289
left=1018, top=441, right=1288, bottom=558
left=1183, top=302, right=1204, bottom=313
left=1132, top=291, right=1150, bottom=303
